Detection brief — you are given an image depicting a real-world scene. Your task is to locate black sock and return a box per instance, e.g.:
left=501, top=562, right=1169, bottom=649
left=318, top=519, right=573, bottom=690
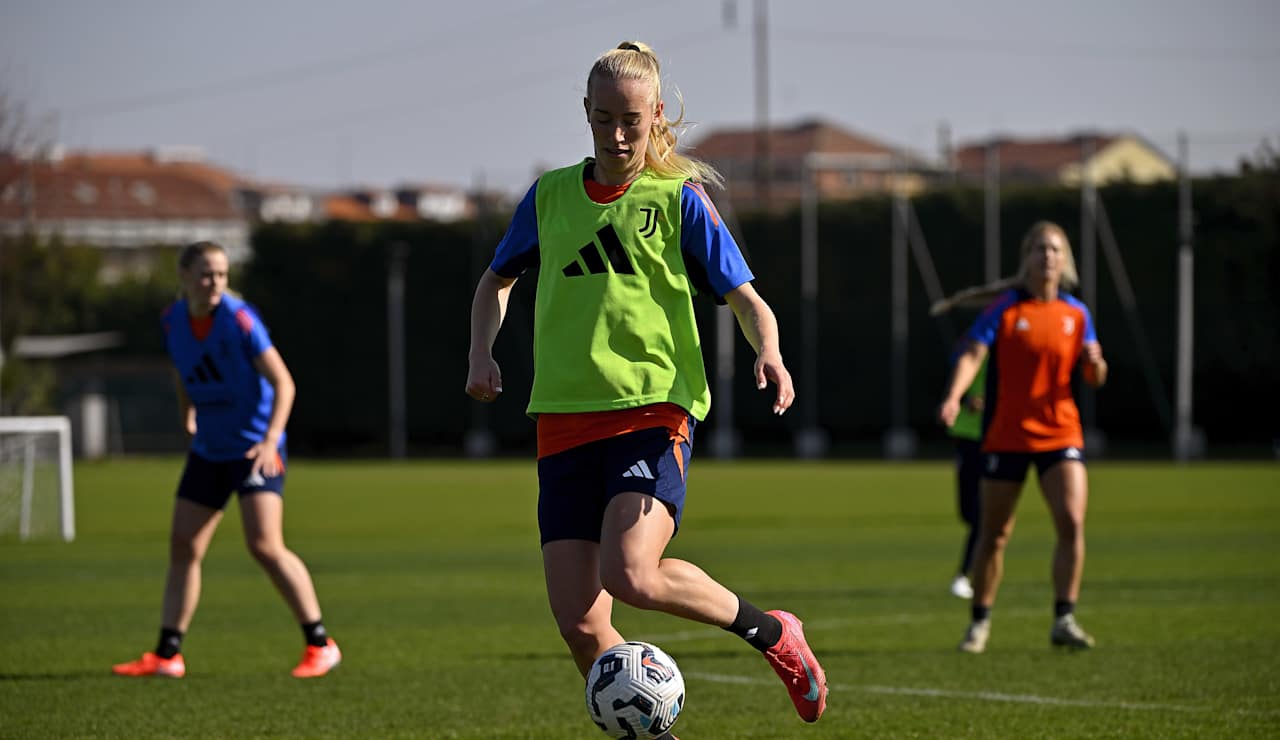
left=971, top=604, right=991, bottom=623
left=723, top=597, right=783, bottom=652
left=302, top=620, right=329, bottom=648
left=155, top=627, right=184, bottom=659
left=1054, top=600, right=1075, bottom=619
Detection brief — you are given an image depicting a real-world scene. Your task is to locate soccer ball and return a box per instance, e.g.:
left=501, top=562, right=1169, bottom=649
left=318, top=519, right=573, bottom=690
left=585, top=641, right=685, bottom=739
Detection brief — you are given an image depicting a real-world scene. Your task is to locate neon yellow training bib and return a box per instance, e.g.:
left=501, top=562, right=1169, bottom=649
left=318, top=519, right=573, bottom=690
left=528, top=160, right=710, bottom=420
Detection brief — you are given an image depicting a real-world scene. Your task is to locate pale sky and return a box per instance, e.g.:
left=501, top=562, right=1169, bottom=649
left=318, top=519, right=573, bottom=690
left=4, top=0, right=1277, bottom=195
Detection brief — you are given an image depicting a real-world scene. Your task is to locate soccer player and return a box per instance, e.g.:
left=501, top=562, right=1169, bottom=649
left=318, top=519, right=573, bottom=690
left=113, top=241, right=340, bottom=678
left=938, top=221, right=1108, bottom=654
left=465, top=41, right=827, bottom=726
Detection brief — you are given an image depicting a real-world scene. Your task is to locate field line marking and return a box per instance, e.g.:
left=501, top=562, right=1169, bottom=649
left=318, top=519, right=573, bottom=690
left=684, top=671, right=1207, bottom=713
left=642, top=614, right=1280, bottom=718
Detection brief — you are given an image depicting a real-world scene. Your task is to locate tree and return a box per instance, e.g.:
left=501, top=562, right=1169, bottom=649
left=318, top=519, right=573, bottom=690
left=0, top=87, right=59, bottom=412
left=0, top=88, right=56, bottom=156
left=1239, top=134, right=1280, bottom=175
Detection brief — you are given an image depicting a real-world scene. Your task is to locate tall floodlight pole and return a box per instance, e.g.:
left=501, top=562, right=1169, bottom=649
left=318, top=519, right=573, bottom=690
left=708, top=1, right=752, bottom=459
left=885, top=190, right=914, bottom=459
left=1173, top=133, right=1200, bottom=461
left=984, top=142, right=1001, bottom=282
left=387, top=241, right=408, bottom=459
left=795, top=154, right=826, bottom=458
left=753, top=0, right=770, bottom=209
left=1079, top=139, right=1102, bottom=453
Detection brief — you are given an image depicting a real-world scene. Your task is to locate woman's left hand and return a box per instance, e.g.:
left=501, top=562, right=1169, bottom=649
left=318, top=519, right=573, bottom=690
left=755, top=350, right=794, bottom=415
left=245, top=439, right=282, bottom=478
left=1082, top=341, right=1107, bottom=387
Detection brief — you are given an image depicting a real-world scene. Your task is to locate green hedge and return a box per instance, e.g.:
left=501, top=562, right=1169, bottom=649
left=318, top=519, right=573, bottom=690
left=233, top=172, right=1276, bottom=455
left=7, top=170, right=1274, bottom=455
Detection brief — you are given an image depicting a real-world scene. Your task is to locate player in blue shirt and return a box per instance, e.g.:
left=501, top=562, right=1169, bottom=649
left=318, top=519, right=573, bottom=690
left=113, top=241, right=340, bottom=679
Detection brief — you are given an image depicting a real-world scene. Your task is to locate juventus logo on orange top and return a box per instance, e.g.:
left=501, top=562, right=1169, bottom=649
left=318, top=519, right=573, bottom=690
left=638, top=207, right=658, bottom=237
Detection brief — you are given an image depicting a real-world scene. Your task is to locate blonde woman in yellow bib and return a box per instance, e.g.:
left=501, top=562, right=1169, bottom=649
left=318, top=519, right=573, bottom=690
left=465, top=41, right=827, bottom=730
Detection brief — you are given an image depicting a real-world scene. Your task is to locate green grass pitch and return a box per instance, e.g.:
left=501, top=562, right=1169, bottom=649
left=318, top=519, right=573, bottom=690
left=2, top=459, right=1278, bottom=738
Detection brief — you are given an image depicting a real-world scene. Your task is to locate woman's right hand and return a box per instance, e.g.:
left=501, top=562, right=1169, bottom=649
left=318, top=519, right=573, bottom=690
left=466, top=355, right=503, bottom=402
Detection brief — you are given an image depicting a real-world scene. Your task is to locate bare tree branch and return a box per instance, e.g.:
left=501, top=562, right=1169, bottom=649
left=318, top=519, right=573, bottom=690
left=0, top=89, right=57, bottom=157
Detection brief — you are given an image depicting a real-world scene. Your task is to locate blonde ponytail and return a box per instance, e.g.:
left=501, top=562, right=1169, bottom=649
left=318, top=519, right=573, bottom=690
left=930, top=276, right=1021, bottom=316
left=588, top=41, right=723, bottom=188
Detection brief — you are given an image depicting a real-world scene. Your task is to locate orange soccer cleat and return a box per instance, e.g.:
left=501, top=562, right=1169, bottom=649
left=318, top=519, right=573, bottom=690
left=112, top=652, right=186, bottom=678
left=291, top=638, right=342, bottom=678
left=762, top=610, right=828, bottom=722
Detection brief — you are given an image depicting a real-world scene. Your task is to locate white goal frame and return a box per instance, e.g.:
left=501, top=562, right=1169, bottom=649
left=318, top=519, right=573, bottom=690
left=0, top=416, right=75, bottom=541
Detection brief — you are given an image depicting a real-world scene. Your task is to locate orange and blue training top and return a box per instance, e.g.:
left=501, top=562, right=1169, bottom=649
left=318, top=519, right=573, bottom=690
left=966, top=288, right=1098, bottom=453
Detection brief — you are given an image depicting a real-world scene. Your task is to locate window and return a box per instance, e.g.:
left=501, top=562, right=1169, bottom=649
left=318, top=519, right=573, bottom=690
left=129, top=181, right=156, bottom=206
left=74, top=181, right=98, bottom=204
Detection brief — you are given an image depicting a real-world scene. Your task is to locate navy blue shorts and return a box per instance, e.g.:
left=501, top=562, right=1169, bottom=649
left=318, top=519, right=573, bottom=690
left=536, top=421, right=696, bottom=545
left=175, top=448, right=287, bottom=511
left=982, top=447, right=1086, bottom=483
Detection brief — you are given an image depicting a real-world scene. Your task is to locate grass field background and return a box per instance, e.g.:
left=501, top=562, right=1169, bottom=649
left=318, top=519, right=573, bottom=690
left=2, top=458, right=1278, bottom=738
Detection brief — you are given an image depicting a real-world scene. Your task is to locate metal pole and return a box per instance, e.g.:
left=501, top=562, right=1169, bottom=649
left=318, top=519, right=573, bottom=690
left=387, top=242, right=408, bottom=459
left=753, top=0, right=770, bottom=209
left=58, top=415, right=75, bottom=541
left=1079, top=138, right=1102, bottom=453
left=984, top=143, right=1001, bottom=282
left=795, top=154, right=826, bottom=458
left=465, top=172, right=498, bottom=458
left=712, top=305, right=738, bottom=458
left=885, top=193, right=914, bottom=459
left=1094, top=198, right=1172, bottom=432
left=937, top=121, right=955, bottom=184
left=20, top=436, right=34, bottom=541
left=1174, top=132, right=1200, bottom=460
left=712, top=197, right=746, bottom=459
left=906, top=202, right=956, bottom=345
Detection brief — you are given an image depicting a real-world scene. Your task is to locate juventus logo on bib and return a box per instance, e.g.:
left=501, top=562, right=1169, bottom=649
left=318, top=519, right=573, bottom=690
left=638, top=207, right=658, bottom=237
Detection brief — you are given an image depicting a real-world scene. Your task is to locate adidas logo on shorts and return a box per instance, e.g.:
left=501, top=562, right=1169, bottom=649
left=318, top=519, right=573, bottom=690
left=621, top=460, right=655, bottom=480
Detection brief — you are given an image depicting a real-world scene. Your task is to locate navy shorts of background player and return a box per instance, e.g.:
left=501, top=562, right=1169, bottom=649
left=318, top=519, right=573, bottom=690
left=983, top=446, right=1087, bottom=483
left=175, top=447, right=288, bottom=511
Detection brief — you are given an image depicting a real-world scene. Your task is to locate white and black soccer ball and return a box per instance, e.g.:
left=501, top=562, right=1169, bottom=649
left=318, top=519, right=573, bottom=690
left=585, top=641, right=685, bottom=739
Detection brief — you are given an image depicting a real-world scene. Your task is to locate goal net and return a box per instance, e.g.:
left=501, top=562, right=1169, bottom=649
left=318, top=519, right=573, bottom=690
left=0, top=416, right=75, bottom=541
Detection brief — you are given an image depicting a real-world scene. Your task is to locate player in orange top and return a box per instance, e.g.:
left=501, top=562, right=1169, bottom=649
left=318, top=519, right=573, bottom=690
left=938, top=221, right=1108, bottom=654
